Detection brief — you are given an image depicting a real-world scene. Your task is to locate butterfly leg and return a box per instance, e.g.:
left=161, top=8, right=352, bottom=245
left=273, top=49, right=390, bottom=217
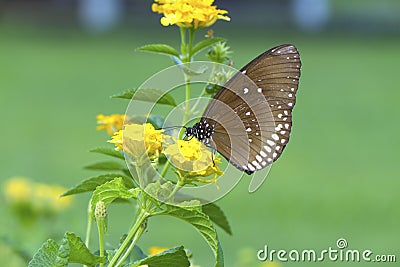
left=203, top=138, right=217, bottom=166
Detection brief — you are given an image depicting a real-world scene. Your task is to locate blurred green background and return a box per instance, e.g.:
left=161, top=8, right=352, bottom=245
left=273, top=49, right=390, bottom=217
left=1, top=0, right=399, bottom=266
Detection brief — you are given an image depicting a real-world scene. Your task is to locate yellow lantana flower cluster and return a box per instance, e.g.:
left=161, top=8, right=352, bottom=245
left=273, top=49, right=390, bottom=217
left=152, top=0, right=230, bottom=29
left=96, top=114, right=125, bottom=136
left=3, top=177, right=72, bottom=214
left=108, top=123, right=164, bottom=161
left=164, top=138, right=223, bottom=183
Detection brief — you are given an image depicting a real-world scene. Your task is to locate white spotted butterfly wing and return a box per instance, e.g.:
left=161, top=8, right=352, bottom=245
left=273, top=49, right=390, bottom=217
left=195, top=44, right=301, bottom=174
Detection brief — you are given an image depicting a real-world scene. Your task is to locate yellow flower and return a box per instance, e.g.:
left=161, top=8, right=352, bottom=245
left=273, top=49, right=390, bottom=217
left=108, top=123, right=165, bottom=161
left=4, top=177, right=33, bottom=204
left=149, top=246, right=169, bottom=255
left=96, top=114, right=125, bottom=135
left=164, top=138, right=223, bottom=183
left=109, top=129, right=123, bottom=151
left=3, top=177, right=72, bottom=213
left=152, top=0, right=230, bottom=29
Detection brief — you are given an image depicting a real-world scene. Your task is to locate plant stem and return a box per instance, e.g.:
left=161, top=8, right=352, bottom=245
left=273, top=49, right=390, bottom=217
left=183, top=73, right=191, bottom=124
left=96, top=218, right=106, bottom=267
left=180, top=27, right=187, bottom=61
left=167, top=183, right=182, bottom=201
left=160, top=160, right=171, bottom=177
left=108, top=209, right=148, bottom=267
left=134, top=162, right=143, bottom=188
left=188, top=28, right=194, bottom=60
left=115, top=219, right=147, bottom=267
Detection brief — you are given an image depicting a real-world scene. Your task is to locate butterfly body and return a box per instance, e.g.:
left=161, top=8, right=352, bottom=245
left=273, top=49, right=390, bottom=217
left=187, top=44, right=301, bottom=174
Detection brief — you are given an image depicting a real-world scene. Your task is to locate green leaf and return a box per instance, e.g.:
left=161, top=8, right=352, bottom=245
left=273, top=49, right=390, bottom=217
left=112, top=88, right=177, bottom=107
left=90, top=177, right=139, bottom=214
left=191, top=37, right=225, bottom=56
left=136, top=44, right=180, bottom=58
left=84, top=161, right=127, bottom=171
left=28, top=239, right=59, bottom=267
left=145, top=181, right=175, bottom=203
left=128, top=114, right=165, bottom=130
left=202, top=203, right=232, bottom=235
left=62, top=232, right=105, bottom=266
left=89, top=147, right=124, bottom=160
left=163, top=205, right=224, bottom=267
left=128, top=246, right=190, bottom=267
left=61, top=174, right=135, bottom=197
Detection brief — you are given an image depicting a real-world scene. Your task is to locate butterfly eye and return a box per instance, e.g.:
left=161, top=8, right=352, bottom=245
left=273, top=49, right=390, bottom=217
left=188, top=44, right=301, bottom=174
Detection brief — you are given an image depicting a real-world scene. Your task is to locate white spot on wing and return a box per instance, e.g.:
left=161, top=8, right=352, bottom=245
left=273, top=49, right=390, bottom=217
left=247, top=163, right=256, bottom=172
left=263, top=146, right=272, bottom=153
left=243, top=88, right=249, bottom=94
left=267, top=140, right=275, bottom=146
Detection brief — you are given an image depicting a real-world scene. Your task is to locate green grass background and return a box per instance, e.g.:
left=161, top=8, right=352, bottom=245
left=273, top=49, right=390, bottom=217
left=0, top=20, right=399, bottom=267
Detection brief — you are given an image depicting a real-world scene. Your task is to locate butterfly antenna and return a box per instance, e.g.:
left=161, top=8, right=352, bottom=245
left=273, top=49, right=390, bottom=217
left=161, top=126, right=186, bottom=131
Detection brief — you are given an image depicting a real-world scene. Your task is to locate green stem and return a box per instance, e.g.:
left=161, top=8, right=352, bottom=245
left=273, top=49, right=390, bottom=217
left=115, top=219, right=147, bottom=267
left=135, top=162, right=142, bottom=188
left=190, top=63, right=217, bottom=114
left=108, top=209, right=148, bottom=267
left=183, top=73, right=191, bottom=124
left=166, top=183, right=182, bottom=201
left=96, top=218, right=106, bottom=267
left=180, top=27, right=187, bottom=61
left=188, top=28, right=195, bottom=60
left=160, top=160, right=171, bottom=177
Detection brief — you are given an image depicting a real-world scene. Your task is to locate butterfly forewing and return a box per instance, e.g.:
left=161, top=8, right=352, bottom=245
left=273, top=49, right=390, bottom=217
left=199, top=44, right=301, bottom=174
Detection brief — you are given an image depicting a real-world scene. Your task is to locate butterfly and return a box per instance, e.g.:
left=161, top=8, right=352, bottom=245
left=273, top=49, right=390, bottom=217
left=184, top=44, right=301, bottom=174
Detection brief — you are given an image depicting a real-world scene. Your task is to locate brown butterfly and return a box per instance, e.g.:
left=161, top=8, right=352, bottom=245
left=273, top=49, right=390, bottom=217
left=185, top=44, right=301, bottom=174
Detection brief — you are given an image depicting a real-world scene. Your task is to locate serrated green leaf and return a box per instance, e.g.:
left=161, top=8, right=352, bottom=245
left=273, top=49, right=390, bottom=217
left=137, top=44, right=180, bottom=58
left=163, top=205, right=224, bottom=267
left=145, top=181, right=175, bottom=203
left=89, top=147, right=125, bottom=160
left=28, top=239, right=59, bottom=267
left=61, top=174, right=135, bottom=197
left=84, top=161, right=127, bottom=171
left=112, top=88, right=177, bottom=107
left=202, top=203, right=232, bottom=235
left=63, top=232, right=105, bottom=266
left=56, top=238, right=69, bottom=267
left=128, top=246, right=189, bottom=267
left=192, top=37, right=225, bottom=56
left=90, top=177, right=139, bottom=214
